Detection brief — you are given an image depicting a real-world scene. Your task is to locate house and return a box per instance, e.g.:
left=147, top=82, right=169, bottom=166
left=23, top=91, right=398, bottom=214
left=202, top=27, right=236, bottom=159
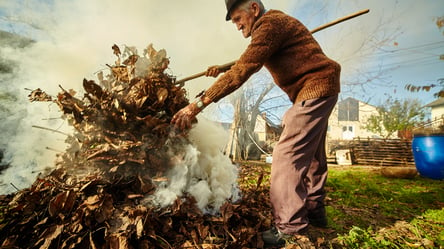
left=224, top=97, right=389, bottom=161
left=425, top=98, right=444, bottom=121
left=327, top=97, right=383, bottom=141
left=253, top=112, right=282, bottom=152
left=223, top=112, right=281, bottom=161
left=252, top=98, right=383, bottom=151
left=326, top=97, right=396, bottom=164
left=423, top=98, right=444, bottom=130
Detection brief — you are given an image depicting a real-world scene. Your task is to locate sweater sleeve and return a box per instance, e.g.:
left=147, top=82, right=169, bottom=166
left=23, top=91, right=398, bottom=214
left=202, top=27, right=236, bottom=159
left=204, top=13, right=287, bottom=103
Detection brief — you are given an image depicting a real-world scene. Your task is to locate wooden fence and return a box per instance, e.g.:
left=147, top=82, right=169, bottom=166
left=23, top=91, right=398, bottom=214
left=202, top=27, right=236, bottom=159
left=350, top=137, right=415, bottom=167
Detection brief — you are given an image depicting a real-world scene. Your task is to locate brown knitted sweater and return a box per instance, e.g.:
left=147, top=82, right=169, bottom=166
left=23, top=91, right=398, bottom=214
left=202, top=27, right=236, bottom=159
left=205, top=10, right=341, bottom=103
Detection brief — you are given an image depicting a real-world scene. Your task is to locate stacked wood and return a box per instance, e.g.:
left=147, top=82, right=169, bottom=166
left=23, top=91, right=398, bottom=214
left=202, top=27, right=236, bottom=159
left=350, top=137, right=415, bottom=167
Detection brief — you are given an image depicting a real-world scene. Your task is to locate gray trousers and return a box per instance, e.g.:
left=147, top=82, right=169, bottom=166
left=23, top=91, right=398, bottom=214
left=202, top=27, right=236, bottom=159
left=271, top=95, right=338, bottom=234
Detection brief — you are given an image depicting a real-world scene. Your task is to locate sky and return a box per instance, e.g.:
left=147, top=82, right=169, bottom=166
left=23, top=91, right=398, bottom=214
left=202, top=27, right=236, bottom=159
left=0, top=0, right=442, bottom=107
left=291, top=1, right=443, bottom=106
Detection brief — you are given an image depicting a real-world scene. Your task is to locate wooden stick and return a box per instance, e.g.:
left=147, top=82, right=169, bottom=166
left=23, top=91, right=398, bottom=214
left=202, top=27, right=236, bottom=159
left=310, top=8, right=369, bottom=34
left=32, top=125, right=70, bottom=136
left=175, top=8, right=370, bottom=86
left=175, top=61, right=235, bottom=86
left=10, top=183, right=20, bottom=191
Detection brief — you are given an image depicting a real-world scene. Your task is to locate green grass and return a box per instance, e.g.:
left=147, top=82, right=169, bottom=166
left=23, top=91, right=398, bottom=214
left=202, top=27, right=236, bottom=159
left=240, top=163, right=444, bottom=248
left=326, top=166, right=443, bottom=232
left=326, top=166, right=444, bottom=248
left=337, top=208, right=444, bottom=248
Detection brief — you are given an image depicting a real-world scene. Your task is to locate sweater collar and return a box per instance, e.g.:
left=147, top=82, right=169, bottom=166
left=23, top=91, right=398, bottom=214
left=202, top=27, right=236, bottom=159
left=252, top=9, right=284, bottom=32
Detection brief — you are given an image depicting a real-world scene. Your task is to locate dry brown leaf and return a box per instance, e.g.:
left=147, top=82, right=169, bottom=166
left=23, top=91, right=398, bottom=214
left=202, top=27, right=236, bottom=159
left=35, top=224, right=64, bottom=249
left=136, top=219, right=144, bottom=239
left=108, top=234, right=130, bottom=249
left=123, top=54, right=138, bottom=66
left=156, top=87, right=168, bottom=105
left=83, top=78, right=105, bottom=99
left=28, top=88, right=52, bottom=102
left=112, top=44, right=121, bottom=56
left=95, top=194, right=114, bottom=223
left=48, top=190, right=77, bottom=218
left=85, top=195, right=100, bottom=206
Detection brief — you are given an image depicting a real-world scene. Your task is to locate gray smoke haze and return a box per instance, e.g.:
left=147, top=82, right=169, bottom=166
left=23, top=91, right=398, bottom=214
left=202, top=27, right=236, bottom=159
left=0, top=0, right=294, bottom=204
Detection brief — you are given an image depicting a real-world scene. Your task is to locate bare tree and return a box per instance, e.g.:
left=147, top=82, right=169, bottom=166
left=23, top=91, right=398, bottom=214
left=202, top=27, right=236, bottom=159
left=224, top=72, right=276, bottom=160
left=222, top=2, right=403, bottom=160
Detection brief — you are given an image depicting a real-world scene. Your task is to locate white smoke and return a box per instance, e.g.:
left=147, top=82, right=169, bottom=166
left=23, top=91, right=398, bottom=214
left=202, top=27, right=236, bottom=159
left=0, top=44, right=73, bottom=194
left=151, top=118, right=240, bottom=213
left=0, top=0, right=292, bottom=195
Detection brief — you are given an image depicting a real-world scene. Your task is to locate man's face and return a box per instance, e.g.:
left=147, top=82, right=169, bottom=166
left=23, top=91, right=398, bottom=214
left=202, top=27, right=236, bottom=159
left=230, top=4, right=258, bottom=38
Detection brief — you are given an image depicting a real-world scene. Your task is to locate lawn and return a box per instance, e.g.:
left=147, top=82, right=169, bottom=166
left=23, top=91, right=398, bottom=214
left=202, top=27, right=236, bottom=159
left=238, top=162, right=444, bottom=248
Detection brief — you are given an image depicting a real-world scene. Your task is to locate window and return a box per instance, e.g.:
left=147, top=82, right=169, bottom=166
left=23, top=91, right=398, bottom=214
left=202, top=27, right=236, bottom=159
left=338, top=98, right=359, bottom=121
left=342, top=125, right=355, bottom=140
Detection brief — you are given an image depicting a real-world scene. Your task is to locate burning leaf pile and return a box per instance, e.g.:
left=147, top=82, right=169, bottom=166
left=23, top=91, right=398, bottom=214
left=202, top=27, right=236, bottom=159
left=51, top=44, right=189, bottom=177
left=0, top=44, right=271, bottom=248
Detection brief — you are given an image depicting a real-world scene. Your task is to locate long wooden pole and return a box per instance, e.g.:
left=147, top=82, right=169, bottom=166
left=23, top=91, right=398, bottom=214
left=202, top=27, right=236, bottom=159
left=175, top=8, right=369, bottom=86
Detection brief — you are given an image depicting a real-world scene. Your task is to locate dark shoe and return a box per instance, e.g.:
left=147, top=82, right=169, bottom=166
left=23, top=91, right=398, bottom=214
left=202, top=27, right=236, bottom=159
left=262, top=227, right=290, bottom=247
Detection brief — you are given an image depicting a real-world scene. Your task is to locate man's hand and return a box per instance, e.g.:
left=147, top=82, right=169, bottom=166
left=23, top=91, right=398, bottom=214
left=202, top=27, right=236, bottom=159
left=205, top=65, right=222, bottom=78
left=171, top=103, right=200, bottom=131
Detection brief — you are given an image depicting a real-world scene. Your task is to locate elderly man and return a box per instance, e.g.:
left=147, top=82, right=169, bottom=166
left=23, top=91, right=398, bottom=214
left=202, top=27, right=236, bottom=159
left=171, top=0, right=340, bottom=246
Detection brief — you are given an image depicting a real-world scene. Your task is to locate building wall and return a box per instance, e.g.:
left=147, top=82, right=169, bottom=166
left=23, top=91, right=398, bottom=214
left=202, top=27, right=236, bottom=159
left=254, top=114, right=267, bottom=143
left=431, top=105, right=444, bottom=121
left=253, top=98, right=397, bottom=157
left=327, top=98, right=386, bottom=140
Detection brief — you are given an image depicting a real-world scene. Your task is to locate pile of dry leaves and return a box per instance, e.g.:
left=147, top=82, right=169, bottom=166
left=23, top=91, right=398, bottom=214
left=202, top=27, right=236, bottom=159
left=0, top=44, right=271, bottom=248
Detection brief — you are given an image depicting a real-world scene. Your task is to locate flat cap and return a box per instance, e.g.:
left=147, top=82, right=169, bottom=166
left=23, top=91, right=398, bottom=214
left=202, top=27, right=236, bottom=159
left=225, top=0, right=242, bottom=21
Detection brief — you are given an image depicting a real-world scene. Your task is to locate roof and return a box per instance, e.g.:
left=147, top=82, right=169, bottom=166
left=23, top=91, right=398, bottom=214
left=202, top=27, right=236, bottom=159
left=262, top=114, right=280, bottom=129
left=425, top=98, right=444, bottom=108
left=339, top=97, right=376, bottom=107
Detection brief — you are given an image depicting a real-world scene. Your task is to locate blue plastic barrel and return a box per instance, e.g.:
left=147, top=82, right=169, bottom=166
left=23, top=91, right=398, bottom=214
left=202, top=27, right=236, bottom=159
left=412, top=134, right=444, bottom=180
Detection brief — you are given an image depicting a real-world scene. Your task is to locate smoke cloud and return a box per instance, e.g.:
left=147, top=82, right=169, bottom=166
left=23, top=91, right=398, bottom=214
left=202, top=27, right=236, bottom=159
left=150, top=118, right=239, bottom=213
left=0, top=0, right=292, bottom=195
